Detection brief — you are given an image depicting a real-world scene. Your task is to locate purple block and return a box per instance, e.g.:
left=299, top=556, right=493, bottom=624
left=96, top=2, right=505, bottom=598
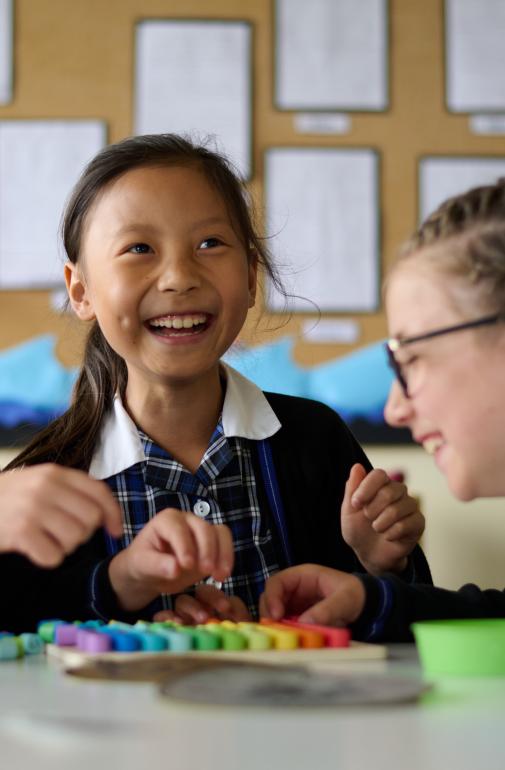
left=76, top=629, right=112, bottom=653
left=55, top=624, right=79, bottom=646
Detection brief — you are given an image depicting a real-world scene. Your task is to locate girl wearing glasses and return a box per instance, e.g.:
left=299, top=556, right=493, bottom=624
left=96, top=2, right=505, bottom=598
left=261, top=178, right=505, bottom=641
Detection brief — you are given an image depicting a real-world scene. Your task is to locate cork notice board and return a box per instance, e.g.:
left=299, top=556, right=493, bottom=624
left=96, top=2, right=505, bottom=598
left=0, top=0, right=503, bottom=371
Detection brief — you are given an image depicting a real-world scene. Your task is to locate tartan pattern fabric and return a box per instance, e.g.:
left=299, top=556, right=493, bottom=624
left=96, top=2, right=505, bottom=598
left=103, top=420, right=281, bottom=618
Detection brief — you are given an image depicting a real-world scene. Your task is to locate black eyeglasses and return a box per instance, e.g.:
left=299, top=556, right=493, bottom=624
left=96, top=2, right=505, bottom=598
left=384, top=313, right=505, bottom=397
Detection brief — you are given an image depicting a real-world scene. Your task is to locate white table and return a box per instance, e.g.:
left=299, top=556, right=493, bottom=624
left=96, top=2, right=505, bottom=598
left=1, top=646, right=504, bottom=770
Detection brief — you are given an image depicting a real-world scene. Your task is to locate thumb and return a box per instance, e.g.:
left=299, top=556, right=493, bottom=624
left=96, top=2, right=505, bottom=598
left=298, top=577, right=366, bottom=627
left=298, top=594, right=350, bottom=627
left=341, top=463, right=368, bottom=517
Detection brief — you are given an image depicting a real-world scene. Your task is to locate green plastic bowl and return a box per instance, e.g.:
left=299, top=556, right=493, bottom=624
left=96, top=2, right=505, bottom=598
left=412, top=618, right=505, bottom=676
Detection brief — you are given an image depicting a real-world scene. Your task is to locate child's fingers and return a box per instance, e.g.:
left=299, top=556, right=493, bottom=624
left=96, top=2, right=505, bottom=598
left=341, top=464, right=368, bottom=516
left=194, top=583, right=233, bottom=615
left=382, top=509, right=425, bottom=543
left=29, top=465, right=123, bottom=538
left=297, top=573, right=366, bottom=626
left=152, top=509, right=198, bottom=570
left=17, top=529, right=66, bottom=568
left=131, top=547, right=181, bottom=581
left=152, top=609, right=184, bottom=623
left=359, top=482, right=410, bottom=522
left=173, top=593, right=210, bottom=624
left=298, top=591, right=359, bottom=627
left=259, top=574, right=289, bottom=620
left=187, top=515, right=219, bottom=574
left=227, top=595, right=251, bottom=622
left=350, top=469, right=402, bottom=512
left=7, top=506, right=88, bottom=564
left=210, top=524, right=234, bottom=581
left=260, top=565, right=321, bottom=620
left=193, top=583, right=251, bottom=621
left=61, top=472, right=123, bottom=538
left=41, top=507, right=91, bottom=553
left=370, top=496, right=419, bottom=533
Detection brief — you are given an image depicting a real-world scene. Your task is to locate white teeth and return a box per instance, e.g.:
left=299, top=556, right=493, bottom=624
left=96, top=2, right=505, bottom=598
left=150, top=314, right=206, bottom=329
left=423, top=437, right=444, bottom=455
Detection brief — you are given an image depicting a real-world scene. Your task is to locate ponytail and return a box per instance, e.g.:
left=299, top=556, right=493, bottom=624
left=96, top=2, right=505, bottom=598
left=5, top=323, right=127, bottom=471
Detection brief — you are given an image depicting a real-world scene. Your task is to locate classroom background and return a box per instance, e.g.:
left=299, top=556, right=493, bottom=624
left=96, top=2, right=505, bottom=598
left=0, top=0, right=504, bottom=592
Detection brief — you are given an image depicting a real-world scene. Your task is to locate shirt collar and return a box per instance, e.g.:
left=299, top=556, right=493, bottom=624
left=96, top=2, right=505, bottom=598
left=88, top=363, right=281, bottom=480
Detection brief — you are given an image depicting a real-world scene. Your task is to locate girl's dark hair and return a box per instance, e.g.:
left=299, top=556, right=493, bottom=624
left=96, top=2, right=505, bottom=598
left=390, top=177, right=505, bottom=313
left=6, top=134, right=283, bottom=471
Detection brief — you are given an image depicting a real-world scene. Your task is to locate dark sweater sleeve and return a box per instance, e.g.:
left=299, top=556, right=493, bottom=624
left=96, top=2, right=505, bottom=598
left=0, top=531, right=148, bottom=634
left=351, top=573, right=505, bottom=643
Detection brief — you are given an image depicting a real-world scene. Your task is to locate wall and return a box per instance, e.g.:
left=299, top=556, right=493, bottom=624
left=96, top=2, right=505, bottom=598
left=2, top=0, right=505, bottom=366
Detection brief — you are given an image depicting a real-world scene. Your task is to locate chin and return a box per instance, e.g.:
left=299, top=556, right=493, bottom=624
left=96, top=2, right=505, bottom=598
left=447, top=474, right=480, bottom=502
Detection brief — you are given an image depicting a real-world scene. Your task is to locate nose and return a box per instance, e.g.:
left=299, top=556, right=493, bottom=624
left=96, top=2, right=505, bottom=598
left=384, top=379, right=415, bottom=428
left=157, top=249, right=201, bottom=294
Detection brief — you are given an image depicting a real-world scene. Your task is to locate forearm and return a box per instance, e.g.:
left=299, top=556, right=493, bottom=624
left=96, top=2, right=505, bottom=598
left=351, top=573, right=505, bottom=643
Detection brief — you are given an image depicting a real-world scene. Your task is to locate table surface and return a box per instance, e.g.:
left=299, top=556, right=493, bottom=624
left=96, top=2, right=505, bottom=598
left=1, top=645, right=504, bottom=770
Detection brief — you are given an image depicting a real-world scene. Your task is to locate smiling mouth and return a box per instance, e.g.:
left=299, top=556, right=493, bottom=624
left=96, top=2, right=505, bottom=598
left=422, top=436, right=445, bottom=455
left=147, top=313, right=210, bottom=337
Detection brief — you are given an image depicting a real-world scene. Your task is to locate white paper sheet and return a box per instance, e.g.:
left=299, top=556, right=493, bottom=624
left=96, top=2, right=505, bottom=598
left=445, top=0, right=505, bottom=112
left=265, top=148, right=379, bottom=313
left=301, top=318, right=360, bottom=344
left=419, top=156, right=505, bottom=221
left=0, top=120, right=106, bottom=288
left=0, top=0, right=13, bottom=105
left=275, top=0, right=388, bottom=110
left=134, top=20, right=252, bottom=179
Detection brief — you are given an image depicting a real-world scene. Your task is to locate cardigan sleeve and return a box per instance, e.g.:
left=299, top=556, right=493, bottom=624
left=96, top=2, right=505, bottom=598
left=351, top=573, right=505, bottom=642
left=0, top=531, right=147, bottom=634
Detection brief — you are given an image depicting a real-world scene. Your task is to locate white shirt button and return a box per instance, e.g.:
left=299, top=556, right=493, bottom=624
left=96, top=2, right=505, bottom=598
left=193, top=500, right=210, bottom=518
left=205, top=577, right=223, bottom=590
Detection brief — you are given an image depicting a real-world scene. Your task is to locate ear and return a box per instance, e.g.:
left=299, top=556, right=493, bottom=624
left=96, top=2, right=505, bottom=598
left=247, top=252, right=258, bottom=309
left=64, top=262, right=96, bottom=321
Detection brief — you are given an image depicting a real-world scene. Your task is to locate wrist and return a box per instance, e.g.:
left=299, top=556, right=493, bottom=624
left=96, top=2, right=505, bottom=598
left=108, top=552, right=158, bottom=612
left=349, top=574, right=393, bottom=641
left=357, top=553, right=408, bottom=577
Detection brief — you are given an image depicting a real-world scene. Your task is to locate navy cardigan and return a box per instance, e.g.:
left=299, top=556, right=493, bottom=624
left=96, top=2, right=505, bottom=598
left=0, top=393, right=432, bottom=633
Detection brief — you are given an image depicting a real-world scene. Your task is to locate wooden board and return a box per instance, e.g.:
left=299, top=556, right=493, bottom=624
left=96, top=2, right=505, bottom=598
left=47, top=640, right=388, bottom=682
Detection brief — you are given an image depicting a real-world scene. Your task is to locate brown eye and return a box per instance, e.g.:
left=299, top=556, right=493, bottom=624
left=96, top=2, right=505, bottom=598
left=199, top=237, right=223, bottom=250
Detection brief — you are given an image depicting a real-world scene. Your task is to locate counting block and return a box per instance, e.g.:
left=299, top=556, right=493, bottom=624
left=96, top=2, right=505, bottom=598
left=46, top=617, right=354, bottom=654
left=41, top=617, right=387, bottom=676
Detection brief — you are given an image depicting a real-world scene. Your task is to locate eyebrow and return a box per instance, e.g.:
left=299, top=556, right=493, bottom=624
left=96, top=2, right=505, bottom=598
left=112, top=223, right=160, bottom=238
left=112, top=216, right=231, bottom=239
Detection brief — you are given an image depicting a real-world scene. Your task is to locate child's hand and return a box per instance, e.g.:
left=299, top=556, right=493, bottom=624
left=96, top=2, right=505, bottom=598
left=259, top=564, right=366, bottom=627
left=0, top=464, right=123, bottom=567
left=341, top=463, right=425, bottom=575
left=108, top=509, right=234, bottom=612
left=153, top=583, right=251, bottom=625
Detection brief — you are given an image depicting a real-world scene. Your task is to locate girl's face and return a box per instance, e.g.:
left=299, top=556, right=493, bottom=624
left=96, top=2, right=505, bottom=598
left=384, top=258, right=505, bottom=500
left=65, top=164, right=256, bottom=393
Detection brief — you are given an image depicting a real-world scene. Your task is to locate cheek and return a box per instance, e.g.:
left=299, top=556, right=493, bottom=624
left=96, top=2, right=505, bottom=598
left=92, top=280, right=141, bottom=334
left=118, top=314, right=138, bottom=333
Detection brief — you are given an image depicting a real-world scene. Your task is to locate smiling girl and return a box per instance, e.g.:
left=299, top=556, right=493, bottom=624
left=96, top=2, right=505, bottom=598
left=261, top=178, right=505, bottom=641
left=0, top=134, right=428, bottom=632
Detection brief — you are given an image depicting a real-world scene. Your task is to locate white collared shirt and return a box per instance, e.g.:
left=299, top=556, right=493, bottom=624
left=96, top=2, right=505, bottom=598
left=89, top=363, right=281, bottom=480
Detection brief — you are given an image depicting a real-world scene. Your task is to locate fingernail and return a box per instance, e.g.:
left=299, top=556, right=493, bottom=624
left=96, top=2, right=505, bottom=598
left=351, top=495, right=360, bottom=508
